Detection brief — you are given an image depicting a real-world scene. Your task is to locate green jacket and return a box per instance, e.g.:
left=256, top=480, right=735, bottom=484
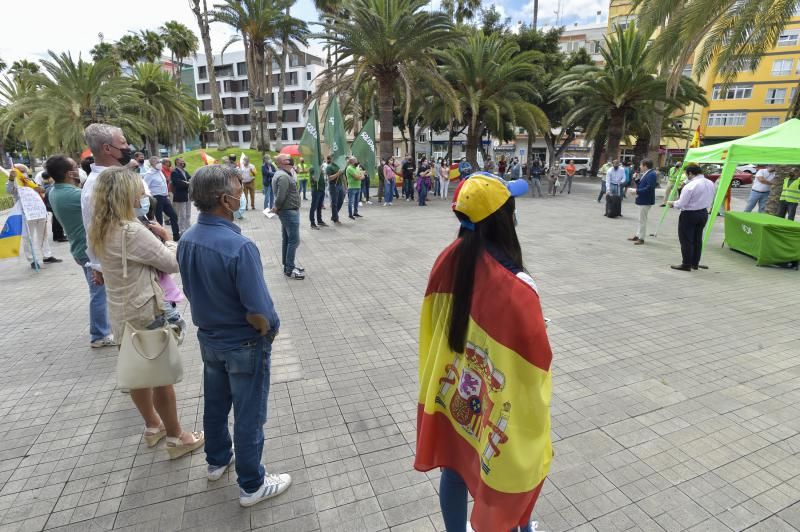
left=48, top=183, right=87, bottom=262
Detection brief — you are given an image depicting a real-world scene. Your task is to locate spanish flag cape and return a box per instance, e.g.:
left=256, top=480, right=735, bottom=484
left=414, top=241, right=553, bottom=531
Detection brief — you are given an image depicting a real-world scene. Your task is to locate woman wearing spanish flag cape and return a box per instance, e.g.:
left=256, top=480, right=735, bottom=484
left=415, top=172, right=553, bottom=532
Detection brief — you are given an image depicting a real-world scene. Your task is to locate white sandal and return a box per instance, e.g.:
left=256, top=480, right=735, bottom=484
left=143, top=424, right=166, bottom=448
left=166, top=431, right=205, bottom=459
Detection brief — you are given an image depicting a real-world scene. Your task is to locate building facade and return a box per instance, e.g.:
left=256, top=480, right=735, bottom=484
left=192, top=49, right=324, bottom=148
left=559, top=20, right=607, bottom=65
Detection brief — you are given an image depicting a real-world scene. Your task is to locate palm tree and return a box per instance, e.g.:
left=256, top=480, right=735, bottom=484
left=116, top=34, right=146, bottom=65
left=190, top=0, right=232, bottom=149
left=441, top=0, right=482, bottom=23
left=271, top=5, right=310, bottom=150
left=555, top=24, right=706, bottom=161
left=160, top=21, right=199, bottom=84
left=91, top=41, right=117, bottom=62
left=0, top=58, right=7, bottom=72
left=437, top=32, right=549, bottom=167
left=0, top=52, right=152, bottom=156
left=213, top=0, right=284, bottom=151
left=197, top=112, right=215, bottom=148
left=318, top=0, right=456, bottom=165
left=138, top=30, right=165, bottom=63
left=9, top=59, right=40, bottom=79
left=130, top=63, right=197, bottom=154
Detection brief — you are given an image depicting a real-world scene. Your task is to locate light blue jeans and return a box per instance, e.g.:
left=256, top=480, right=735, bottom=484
left=384, top=181, right=395, bottom=204
left=347, top=188, right=360, bottom=217
left=744, top=190, right=769, bottom=213
left=200, top=336, right=272, bottom=493
left=263, top=185, right=274, bottom=210
left=82, top=264, right=111, bottom=342
left=278, top=209, right=300, bottom=274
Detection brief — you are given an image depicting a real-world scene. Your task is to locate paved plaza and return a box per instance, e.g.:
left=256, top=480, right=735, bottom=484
left=1, top=179, right=799, bottom=532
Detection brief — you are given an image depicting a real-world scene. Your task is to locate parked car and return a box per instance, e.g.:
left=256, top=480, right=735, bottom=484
left=736, top=164, right=758, bottom=174
left=705, top=170, right=753, bottom=187
left=559, top=157, right=590, bottom=176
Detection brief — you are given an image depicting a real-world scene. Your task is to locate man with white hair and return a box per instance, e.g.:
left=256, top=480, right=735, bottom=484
left=143, top=156, right=180, bottom=240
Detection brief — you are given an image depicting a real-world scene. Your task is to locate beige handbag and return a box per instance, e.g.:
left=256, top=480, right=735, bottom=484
left=116, top=225, right=183, bottom=389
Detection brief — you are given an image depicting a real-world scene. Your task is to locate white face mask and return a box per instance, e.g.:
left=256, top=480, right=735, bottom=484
left=156, top=163, right=163, bottom=171
left=135, top=196, right=150, bottom=218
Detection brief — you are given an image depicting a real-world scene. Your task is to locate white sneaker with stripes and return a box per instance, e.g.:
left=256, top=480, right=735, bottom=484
left=239, top=473, right=292, bottom=507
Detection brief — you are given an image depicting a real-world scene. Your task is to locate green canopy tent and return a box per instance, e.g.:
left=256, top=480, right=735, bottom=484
left=679, top=118, right=800, bottom=246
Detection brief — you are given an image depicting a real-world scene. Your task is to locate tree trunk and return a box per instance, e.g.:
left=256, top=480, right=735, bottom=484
left=409, top=121, right=416, bottom=161
left=275, top=47, right=288, bottom=152
left=377, top=74, right=394, bottom=165
left=589, top=130, right=606, bottom=176
left=465, top=122, right=480, bottom=169
left=244, top=36, right=258, bottom=150
left=647, top=101, right=665, bottom=165
left=634, top=132, right=649, bottom=162
left=606, top=111, right=625, bottom=161
left=191, top=0, right=231, bottom=150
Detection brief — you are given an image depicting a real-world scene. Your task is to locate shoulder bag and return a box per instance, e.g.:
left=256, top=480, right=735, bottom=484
left=116, top=224, right=183, bottom=389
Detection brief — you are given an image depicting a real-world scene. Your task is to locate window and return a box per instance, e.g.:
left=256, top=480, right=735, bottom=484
left=289, top=54, right=300, bottom=67
left=760, top=117, right=781, bottom=131
left=214, top=64, right=234, bottom=77
left=612, top=15, right=635, bottom=30
left=771, top=59, right=793, bottom=76
left=239, top=96, right=249, bottom=109
left=417, top=133, right=427, bottom=143
left=306, top=72, right=311, bottom=81
left=223, top=79, right=248, bottom=92
left=199, top=99, right=212, bottom=111
left=707, top=112, right=747, bottom=127
left=228, top=130, right=240, bottom=142
left=777, top=30, right=799, bottom=46
left=711, top=84, right=752, bottom=100
left=197, top=82, right=210, bottom=96
left=237, top=62, right=247, bottom=76
left=198, top=66, right=207, bottom=80
left=765, top=88, right=787, bottom=104
left=222, top=97, right=237, bottom=110
left=682, top=64, right=693, bottom=78
left=242, top=131, right=251, bottom=142
left=292, top=127, right=305, bottom=140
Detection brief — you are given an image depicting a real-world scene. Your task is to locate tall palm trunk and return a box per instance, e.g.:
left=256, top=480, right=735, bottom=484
left=191, top=0, right=231, bottom=149
left=606, top=111, right=625, bottom=161
left=377, top=74, right=394, bottom=165
left=647, top=101, right=666, bottom=165
left=275, top=46, right=288, bottom=151
left=465, top=120, right=481, bottom=169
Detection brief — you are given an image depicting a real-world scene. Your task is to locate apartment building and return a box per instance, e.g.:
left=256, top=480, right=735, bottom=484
left=559, top=19, right=607, bottom=65
left=192, top=49, right=325, bottom=147
left=608, top=0, right=800, bottom=146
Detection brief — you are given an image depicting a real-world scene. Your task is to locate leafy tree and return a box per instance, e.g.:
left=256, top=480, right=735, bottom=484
left=479, top=5, right=511, bottom=36
left=130, top=63, right=197, bottom=154
left=438, top=32, right=548, bottom=168
left=318, top=0, right=457, bottom=166
left=190, top=0, right=232, bottom=149
left=0, top=58, right=5, bottom=72
left=440, top=0, right=482, bottom=24
left=271, top=4, right=310, bottom=150
left=214, top=0, right=285, bottom=151
left=160, top=21, right=199, bottom=84
left=116, top=34, right=146, bottom=65
left=196, top=111, right=215, bottom=148
left=555, top=24, right=707, bottom=161
left=91, top=41, right=117, bottom=63
left=9, top=59, right=40, bottom=79
left=0, top=52, right=152, bottom=156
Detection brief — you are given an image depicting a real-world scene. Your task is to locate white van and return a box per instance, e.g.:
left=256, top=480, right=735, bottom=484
left=559, top=157, right=590, bottom=176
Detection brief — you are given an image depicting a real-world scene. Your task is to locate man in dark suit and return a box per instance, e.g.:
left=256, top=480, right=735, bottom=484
left=171, top=158, right=192, bottom=234
left=628, top=159, right=657, bottom=245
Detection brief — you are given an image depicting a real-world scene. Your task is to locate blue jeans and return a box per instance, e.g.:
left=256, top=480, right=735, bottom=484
left=200, top=336, right=272, bottom=494
left=329, top=183, right=344, bottom=222
left=263, top=185, right=274, bottom=210
left=347, top=188, right=360, bottom=217
left=299, top=180, right=308, bottom=200
left=360, top=178, right=369, bottom=201
left=384, top=181, right=395, bottom=204
left=439, top=468, right=533, bottom=532
left=81, top=264, right=111, bottom=342
left=278, top=209, right=300, bottom=274
left=418, top=181, right=429, bottom=205
left=154, top=195, right=180, bottom=240
left=744, top=190, right=769, bottom=213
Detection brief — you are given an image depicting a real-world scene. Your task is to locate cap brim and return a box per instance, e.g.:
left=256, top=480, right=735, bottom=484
left=506, top=179, right=528, bottom=197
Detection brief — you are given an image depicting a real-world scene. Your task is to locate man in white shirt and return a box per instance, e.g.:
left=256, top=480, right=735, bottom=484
left=667, top=164, right=717, bottom=271
left=605, top=160, right=626, bottom=197
left=239, top=156, right=257, bottom=210
left=744, top=165, right=775, bottom=213
left=143, top=156, right=180, bottom=240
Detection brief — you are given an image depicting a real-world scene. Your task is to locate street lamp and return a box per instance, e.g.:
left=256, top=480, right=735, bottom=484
left=253, top=97, right=266, bottom=153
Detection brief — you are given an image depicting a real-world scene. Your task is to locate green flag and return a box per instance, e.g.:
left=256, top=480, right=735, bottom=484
left=323, top=97, right=348, bottom=168
left=298, top=102, right=323, bottom=180
left=351, top=117, right=377, bottom=182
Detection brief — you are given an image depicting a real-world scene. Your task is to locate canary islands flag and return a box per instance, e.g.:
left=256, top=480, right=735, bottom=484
left=0, top=204, right=24, bottom=259
left=414, top=241, right=553, bottom=531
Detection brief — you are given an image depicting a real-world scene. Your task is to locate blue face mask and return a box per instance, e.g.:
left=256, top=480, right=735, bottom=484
left=135, top=196, right=150, bottom=218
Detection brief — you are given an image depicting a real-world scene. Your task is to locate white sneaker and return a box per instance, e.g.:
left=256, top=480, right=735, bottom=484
left=383, top=202, right=388, bottom=206
left=239, top=473, right=292, bottom=507
left=359, top=201, right=364, bottom=207
left=207, top=453, right=235, bottom=481
left=285, top=268, right=305, bottom=280
left=90, top=336, right=116, bottom=348
left=367, top=200, right=373, bottom=205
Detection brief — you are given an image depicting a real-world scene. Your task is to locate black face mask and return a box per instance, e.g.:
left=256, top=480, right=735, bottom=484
left=111, top=145, right=133, bottom=166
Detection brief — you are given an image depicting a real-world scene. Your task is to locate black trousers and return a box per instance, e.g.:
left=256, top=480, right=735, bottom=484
left=678, top=209, right=708, bottom=268
left=777, top=201, right=797, bottom=221
left=309, top=190, right=324, bottom=225
left=154, top=194, right=180, bottom=240
left=50, top=211, right=65, bottom=240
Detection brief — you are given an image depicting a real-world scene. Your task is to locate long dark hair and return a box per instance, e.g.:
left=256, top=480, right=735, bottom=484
left=448, top=197, right=522, bottom=353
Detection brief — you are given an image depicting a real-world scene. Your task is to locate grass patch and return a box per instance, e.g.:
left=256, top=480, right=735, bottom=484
left=0, top=195, right=14, bottom=211
left=174, top=148, right=280, bottom=191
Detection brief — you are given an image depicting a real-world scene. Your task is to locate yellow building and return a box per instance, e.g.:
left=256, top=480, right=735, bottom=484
left=609, top=0, right=800, bottom=146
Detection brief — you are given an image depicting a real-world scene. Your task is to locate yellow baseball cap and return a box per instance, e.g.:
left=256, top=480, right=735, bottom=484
left=452, top=172, right=527, bottom=223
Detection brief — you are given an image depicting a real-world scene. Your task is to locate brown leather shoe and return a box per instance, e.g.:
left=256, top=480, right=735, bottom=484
left=627, top=236, right=640, bottom=241
left=634, top=240, right=645, bottom=245
left=670, top=264, right=691, bottom=271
